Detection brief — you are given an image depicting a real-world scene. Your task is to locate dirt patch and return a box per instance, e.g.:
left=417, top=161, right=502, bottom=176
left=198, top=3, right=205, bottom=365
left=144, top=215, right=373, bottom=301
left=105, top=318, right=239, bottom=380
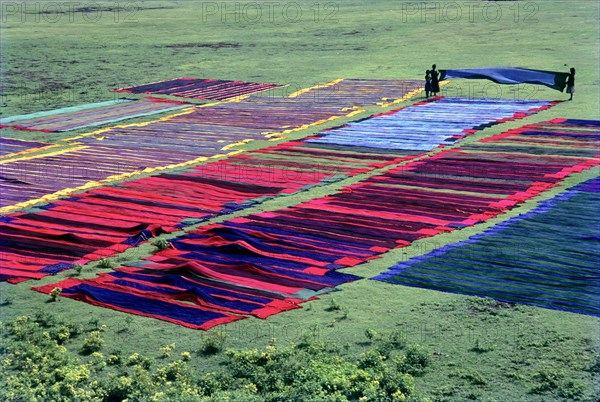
left=160, top=43, right=243, bottom=50
left=24, top=5, right=174, bottom=14
left=467, top=298, right=517, bottom=316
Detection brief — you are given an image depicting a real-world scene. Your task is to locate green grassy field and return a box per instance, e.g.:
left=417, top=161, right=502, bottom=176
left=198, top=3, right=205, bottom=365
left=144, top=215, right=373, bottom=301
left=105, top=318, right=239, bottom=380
left=1, top=1, right=599, bottom=400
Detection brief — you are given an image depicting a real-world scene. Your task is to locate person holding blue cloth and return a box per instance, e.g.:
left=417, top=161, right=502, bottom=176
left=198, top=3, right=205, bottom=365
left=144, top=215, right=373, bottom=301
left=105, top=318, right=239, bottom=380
left=566, top=67, right=575, bottom=101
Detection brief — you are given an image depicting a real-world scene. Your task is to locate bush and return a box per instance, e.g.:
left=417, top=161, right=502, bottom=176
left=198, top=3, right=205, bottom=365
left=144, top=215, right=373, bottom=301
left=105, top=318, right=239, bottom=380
left=0, top=315, right=426, bottom=401
left=107, top=354, right=122, bottom=366
left=200, top=330, right=228, bottom=355
left=224, top=341, right=416, bottom=401
left=160, top=342, right=176, bottom=358
left=400, top=344, right=431, bottom=376
left=125, top=352, right=154, bottom=370
left=325, top=298, right=343, bottom=311
left=97, top=258, right=114, bottom=269
left=153, top=238, right=171, bottom=251
left=470, top=338, right=495, bottom=353
left=81, top=331, right=104, bottom=355
left=365, top=328, right=378, bottom=342
left=155, top=360, right=190, bottom=382
left=358, top=349, right=386, bottom=370
left=451, top=368, right=487, bottom=386
left=49, top=287, right=62, bottom=302
left=73, top=263, right=84, bottom=275
left=530, top=368, right=586, bottom=398
left=388, top=329, right=407, bottom=349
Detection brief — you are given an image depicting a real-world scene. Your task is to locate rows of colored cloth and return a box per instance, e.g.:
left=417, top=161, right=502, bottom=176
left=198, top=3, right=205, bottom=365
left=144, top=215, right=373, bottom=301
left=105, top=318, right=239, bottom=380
left=0, top=100, right=354, bottom=210
left=0, top=137, right=52, bottom=157
left=0, top=127, right=450, bottom=285
left=0, top=160, right=344, bottom=284
left=114, top=77, right=284, bottom=100
left=373, top=177, right=600, bottom=316
left=33, top=122, right=600, bottom=328
left=0, top=96, right=558, bottom=211
left=287, top=79, right=424, bottom=107
left=464, top=118, right=600, bottom=158
left=32, top=265, right=320, bottom=330
left=0, top=98, right=191, bottom=132
left=0, top=99, right=564, bottom=282
left=240, top=97, right=560, bottom=172
left=309, top=97, right=557, bottom=150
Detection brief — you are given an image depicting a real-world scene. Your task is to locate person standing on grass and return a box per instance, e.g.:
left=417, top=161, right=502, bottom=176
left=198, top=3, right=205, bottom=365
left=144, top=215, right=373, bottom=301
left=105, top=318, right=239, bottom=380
left=430, top=64, right=440, bottom=96
left=425, top=70, right=432, bottom=98
left=566, top=67, right=575, bottom=101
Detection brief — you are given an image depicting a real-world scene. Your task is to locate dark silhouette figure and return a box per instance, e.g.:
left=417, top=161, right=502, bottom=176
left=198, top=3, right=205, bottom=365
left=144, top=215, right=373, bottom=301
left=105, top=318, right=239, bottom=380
left=430, top=64, right=440, bottom=95
left=566, top=67, right=575, bottom=101
left=425, top=70, right=431, bottom=98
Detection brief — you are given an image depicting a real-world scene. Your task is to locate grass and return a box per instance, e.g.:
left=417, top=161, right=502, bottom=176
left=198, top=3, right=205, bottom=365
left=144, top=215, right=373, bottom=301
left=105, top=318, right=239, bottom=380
left=1, top=0, right=599, bottom=400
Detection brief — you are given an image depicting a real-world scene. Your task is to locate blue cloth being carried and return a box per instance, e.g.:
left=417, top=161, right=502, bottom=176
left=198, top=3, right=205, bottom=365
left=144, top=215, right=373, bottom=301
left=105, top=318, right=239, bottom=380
left=439, top=67, right=570, bottom=91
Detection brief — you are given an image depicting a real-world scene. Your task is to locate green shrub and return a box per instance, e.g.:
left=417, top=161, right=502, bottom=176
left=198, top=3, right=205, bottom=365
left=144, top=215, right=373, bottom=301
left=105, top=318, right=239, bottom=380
left=470, top=338, right=495, bottom=353
left=34, top=311, right=58, bottom=327
left=200, top=330, right=228, bottom=355
left=451, top=368, right=488, bottom=386
left=87, top=317, right=101, bottom=330
left=155, top=359, right=190, bottom=382
left=530, top=368, right=586, bottom=398
left=107, top=354, right=122, bottom=366
left=388, top=328, right=407, bottom=349
left=0, top=316, right=425, bottom=401
left=73, top=263, right=84, bottom=275
left=97, top=258, right=114, bottom=269
left=127, top=352, right=140, bottom=365
left=325, top=298, right=343, bottom=311
left=160, top=342, right=176, bottom=358
left=358, top=349, right=386, bottom=370
left=81, top=331, right=104, bottom=355
left=365, top=328, right=378, bottom=342
left=400, top=344, right=431, bottom=376
left=49, top=287, right=62, bottom=302
left=153, top=238, right=171, bottom=251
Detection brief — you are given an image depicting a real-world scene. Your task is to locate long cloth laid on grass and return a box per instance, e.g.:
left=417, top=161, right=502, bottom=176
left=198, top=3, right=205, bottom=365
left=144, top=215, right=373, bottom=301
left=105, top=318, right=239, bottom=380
left=0, top=137, right=52, bottom=157
left=308, top=97, right=556, bottom=150
left=33, top=121, right=599, bottom=328
left=114, top=77, right=284, bottom=100
left=439, top=67, right=570, bottom=91
left=0, top=100, right=353, bottom=209
left=0, top=98, right=191, bottom=132
left=373, top=177, right=600, bottom=317
left=0, top=96, right=558, bottom=210
left=286, top=78, right=424, bottom=108
left=463, top=118, right=600, bottom=158
left=0, top=98, right=561, bottom=283
left=0, top=92, right=367, bottom=209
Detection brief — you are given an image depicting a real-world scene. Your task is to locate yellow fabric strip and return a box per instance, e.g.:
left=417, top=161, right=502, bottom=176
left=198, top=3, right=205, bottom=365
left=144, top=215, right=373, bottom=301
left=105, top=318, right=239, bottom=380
left=263, top=108, right=366, bottom=140
left=376, top=88, right=423, bottom=108
left=0, top=148, right=252, bottom=213
left=287, top=78, right=344, bottom=98
left=0, top=143, right=66, bottom=161
left=375, top=81, right=450, bottom=108
left=0, top=145, right=89, bottom=165
left=64, top=107, right=198, bottom=141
